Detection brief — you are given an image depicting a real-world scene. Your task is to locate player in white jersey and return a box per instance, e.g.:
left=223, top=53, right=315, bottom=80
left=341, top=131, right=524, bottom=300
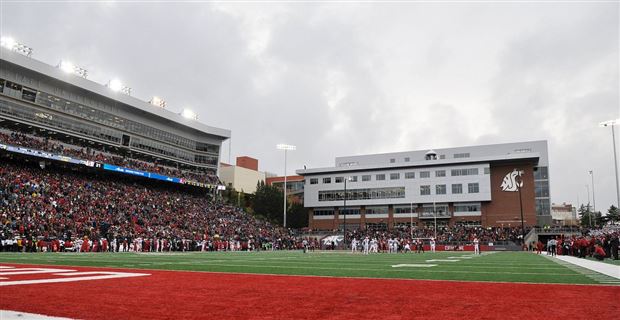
left=403, top=240, right=411, bottom=253
left=473, top=237, right=480, bottom=254
left=351, top=238, right=358, bottom=253
left=370, top=238, right=378, bottom=253
left=362, top=237, right=370, bottom=255
left=430, top=238, right=436, bottom=253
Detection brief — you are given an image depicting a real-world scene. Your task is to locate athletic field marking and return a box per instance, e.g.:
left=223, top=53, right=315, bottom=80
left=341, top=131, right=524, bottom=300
left=392, top=264, right=437, bottom=268
left=426, top=259, right=460, bottom=262
left=0, top=266, right=150, bottom=286
left=0, top=268, right=76, bottom=276
left=1, top=310, right=72, bottom=320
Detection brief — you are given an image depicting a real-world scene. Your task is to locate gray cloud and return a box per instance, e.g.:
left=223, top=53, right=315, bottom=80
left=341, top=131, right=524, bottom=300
left=1, top=2, right=618, bottom=210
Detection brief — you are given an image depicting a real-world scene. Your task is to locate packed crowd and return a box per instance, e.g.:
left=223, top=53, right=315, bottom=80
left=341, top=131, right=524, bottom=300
left=0, top=160, right=300, bottom=253
left=341, top=224, right=529, bottom=246
left=0, top=131, right=219, bottom=184
left=530, top=228, right=619, bottom=261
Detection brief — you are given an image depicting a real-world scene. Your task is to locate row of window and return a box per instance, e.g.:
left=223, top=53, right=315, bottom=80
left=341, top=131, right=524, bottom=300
left=313, top=202, right=481, bottom=216
left=420, top=183, right=479, bottom=195
left=317, top=187, right=406, bottom=202
left=309, top=167, right=486, bottom=185
left=0, top=98, right=218, bottom=167
left=0, top=78, right=220, bottom=154
left=387, top=152, right=471, bottom=164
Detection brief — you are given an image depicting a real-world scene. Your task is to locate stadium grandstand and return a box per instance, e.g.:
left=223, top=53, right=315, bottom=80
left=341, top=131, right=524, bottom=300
left=0, top=46, right=229, bottom=188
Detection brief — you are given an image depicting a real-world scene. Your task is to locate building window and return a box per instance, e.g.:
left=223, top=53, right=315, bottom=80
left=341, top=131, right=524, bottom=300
left=404, top=157, right=410, bottom=162
left=349, top=176, right=358, bottom=182
left=454, top=203, right=481, bottom=212
left=420, top=185, right=431, bottom=195
left=420, top=171, right=430, bottom=178
left=362, top=175, right=371, bottom=182
left=335, top=177, right=344, bottom=183
left=376, top=174, right=386, bottom=181
left=366, top=206, right=388, bottom=215
left=390, top=158, right=395, bottom=163
left=454, top=153, right=470, bottom=158
left=439, top=155, right=446, bottom=159
left=310, top=178, right=318, bottom=185
left=452, top=184, right=462, bottom=194
left=394, top=205, right=415, bottom=214
left=534, top=166, right=548, bottom=180
left=436, top=184, right=446, bottom=194
left=468, top=183, right=479, bottom=193
left=405, top=172, right=415, bottom=179
left=323, top=177, right=331, bottom=184
left=339, top=208, right=360, bottom=216
left=451, top=168, right=479, bottom=176
left=390, top=173, right=400, bottom=180
left=318, top=187, right=405, bottom=201
left=314, top=209, right=335, bottom=216
left=484, top=167, right=490, bottom=175
left=435, top=170, right=446, bottom=177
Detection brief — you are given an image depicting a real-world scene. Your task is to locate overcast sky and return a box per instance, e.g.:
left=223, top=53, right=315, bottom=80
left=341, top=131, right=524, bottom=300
left=1, top=1, right=618, bottom=211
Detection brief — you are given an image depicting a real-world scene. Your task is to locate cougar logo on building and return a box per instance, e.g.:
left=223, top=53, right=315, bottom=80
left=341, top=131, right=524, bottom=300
left=500, top=169, right=523, bottom=192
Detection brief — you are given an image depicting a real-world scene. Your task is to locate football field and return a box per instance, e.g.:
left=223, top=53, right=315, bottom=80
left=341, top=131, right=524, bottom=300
left=1, top=251, right=619, bottom=320
left=0, top=250, right=618, bottom=284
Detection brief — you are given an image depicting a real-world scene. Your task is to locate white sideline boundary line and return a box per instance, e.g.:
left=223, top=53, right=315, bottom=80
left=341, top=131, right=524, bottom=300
left=0, top=310, right=73, bottom=320
left=552, top=256, right=620, bottom=280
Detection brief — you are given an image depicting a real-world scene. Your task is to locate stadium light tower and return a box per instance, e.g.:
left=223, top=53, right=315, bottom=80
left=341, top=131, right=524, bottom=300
left=0, top=36, right=33, bottom=57
left=276, top=144, right=296, bottom=228
left=107, top=79, right=131, bottom=95
left=150, top=96, right=167, bottom=108
left=600, top=119, right=620, bottom=208
left=58, top=60, right=88, bottom=78
left=181, top=108, right=198, bottom=120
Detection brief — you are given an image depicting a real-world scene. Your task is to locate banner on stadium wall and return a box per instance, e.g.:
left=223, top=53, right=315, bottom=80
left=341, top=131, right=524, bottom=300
left=0, top=143, right=213, bottom=189
left=0, top=143, right=90, bottom=166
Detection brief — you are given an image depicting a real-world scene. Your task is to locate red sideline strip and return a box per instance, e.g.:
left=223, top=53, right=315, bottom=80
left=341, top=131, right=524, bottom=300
left=1, top=263, right=619, bottom=320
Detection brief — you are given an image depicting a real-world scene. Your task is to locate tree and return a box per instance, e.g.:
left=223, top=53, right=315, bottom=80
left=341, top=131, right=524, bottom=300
left=578, top=204, right=594, bottom=227
left=252, top=181, right=284, bottom=224
left=287, top=202, right=309, bottom=228
left=606, top=205, right=619, bottom=225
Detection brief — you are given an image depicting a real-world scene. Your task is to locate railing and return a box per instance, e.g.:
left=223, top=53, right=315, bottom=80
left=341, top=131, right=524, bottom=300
left=419, top=211, right=452, bottom=219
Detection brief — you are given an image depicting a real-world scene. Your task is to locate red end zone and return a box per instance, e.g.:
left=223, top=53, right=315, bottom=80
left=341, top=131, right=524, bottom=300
left=1, top=264, right=618, bottom=320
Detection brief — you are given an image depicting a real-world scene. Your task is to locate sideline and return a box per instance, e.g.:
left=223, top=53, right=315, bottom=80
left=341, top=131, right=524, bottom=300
left=553, top=255, right=620, bottom=280
left=1, top=310, right=72, bottom=320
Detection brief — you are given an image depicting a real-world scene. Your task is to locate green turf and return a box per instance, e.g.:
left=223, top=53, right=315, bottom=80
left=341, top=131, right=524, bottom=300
left=0, top=251, right=617, bottom=285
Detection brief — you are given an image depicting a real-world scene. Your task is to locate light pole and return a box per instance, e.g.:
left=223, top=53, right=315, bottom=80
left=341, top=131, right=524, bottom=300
left=433, top=199, right=437, bottom=240
left=600, top=119, right=620, bottom=208
left=516, top=173, right=525, bottom=243
left=410, top=202, right=414, bottom=239
left=276, top=144, right=296, bottom=228
left=343, top=177, right=349, bottom=248
left=589, top=170, right=596, bottom=213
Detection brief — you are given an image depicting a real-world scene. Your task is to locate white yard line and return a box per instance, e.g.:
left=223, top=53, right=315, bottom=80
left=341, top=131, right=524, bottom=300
left=553, top=256, right=620, bottom=280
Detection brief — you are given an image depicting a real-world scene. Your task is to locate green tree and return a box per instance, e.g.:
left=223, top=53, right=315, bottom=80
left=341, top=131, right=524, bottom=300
left=286, top=202, right=309, bottom=228
left=578, top=204, right=594, bottom=227
left=253, top=181, right=284, bottom=224
left=606, top=205, right=619, bottom=225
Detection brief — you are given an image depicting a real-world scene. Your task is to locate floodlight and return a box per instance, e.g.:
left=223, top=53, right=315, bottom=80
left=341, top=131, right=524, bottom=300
left=57, top=60, right=88, bottom=78
left=600, top=119, right=620, bottom=127
left=150, top=96, right=167, bottom=108
left=108, top=79, right=123, bottom=92
left=0, top=36, right=16, bottom=49
left=182, top=109, right=197, bottom=120
left=107, top=79, right=131, bottom=95
left=276, top=144, right=296, bottom=150
left=0, top=36, right=33, bottom=57
left=59, top=61, right=75, bottom=73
